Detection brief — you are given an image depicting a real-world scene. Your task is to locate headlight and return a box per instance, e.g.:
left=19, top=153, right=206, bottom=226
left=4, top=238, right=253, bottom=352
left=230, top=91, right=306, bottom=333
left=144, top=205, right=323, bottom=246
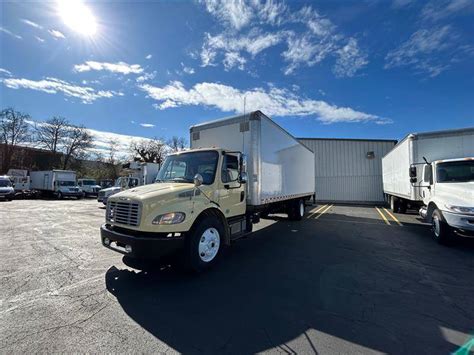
left=445, top=204, right=474, bottom=215
left=152, top=212, right=186, bottom=225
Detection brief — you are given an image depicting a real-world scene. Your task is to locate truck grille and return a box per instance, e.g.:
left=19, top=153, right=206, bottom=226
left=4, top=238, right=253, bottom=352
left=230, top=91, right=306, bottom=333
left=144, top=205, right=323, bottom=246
left=107, top=200, right=141, bottom=226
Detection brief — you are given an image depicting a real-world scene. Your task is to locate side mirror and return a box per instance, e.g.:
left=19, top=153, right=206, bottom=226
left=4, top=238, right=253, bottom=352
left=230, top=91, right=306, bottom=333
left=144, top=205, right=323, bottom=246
left=239, top=172, right=248, bottom=184
left=193, top=173, right=203, bottom=187
left=409, top=166, right=417, bottom=178
left=410, top=177, right=417, bottom=183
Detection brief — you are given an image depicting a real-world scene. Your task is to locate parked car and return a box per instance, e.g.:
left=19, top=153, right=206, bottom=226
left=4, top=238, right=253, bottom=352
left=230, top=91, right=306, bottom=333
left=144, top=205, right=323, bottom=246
left=0, top=176, right=15, bottom=201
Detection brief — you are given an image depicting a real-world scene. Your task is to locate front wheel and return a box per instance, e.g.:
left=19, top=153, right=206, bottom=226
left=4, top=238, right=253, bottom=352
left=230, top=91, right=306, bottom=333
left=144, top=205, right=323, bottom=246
left=431, top=209, right=452, bottom=245
left=185, top=216, right=224, bottom=272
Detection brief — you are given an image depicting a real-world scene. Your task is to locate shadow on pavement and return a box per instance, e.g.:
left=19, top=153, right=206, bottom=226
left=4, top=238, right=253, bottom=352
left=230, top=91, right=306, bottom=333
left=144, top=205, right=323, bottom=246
left=105, top=215, right=474, bottom=354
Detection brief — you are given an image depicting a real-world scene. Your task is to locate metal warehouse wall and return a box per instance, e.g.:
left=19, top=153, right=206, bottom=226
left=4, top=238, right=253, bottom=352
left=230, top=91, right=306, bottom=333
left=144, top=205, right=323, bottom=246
left=298, top=139, right=397, bottom=204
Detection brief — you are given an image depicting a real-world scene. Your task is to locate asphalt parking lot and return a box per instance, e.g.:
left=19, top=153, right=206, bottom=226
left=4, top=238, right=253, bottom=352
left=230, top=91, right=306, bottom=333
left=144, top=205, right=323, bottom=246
left=1, top=199, right=473, bottom=354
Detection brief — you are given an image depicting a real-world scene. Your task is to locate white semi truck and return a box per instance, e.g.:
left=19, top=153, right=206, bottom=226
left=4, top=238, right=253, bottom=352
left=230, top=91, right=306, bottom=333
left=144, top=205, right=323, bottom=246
left=97, top=162, right=160, bottom=204
left=101, top=111, right=315, bottom=272
left=382, top=128, right=474, bottom=243
left=30, top=170, right=83, bottom=199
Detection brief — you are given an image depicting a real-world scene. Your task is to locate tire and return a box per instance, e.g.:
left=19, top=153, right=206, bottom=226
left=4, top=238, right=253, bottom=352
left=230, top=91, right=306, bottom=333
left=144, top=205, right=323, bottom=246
left=57, top=192, right=63, bottom=200
left=288, top=199, right=305, bottom=221
left=390, top=196, right=399, bottom=213
left=185, top=215, right=224, bottom=273
left=398, top=199, right=407, bottom=214
left=431, top=209, right=452, bottom=245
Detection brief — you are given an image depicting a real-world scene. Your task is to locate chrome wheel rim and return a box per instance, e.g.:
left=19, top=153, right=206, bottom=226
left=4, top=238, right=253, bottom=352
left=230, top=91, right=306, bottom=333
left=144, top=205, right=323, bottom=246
left=432, top=216, right=440, bottom=237
left=299, top=202, right=304, bottom=217
left=198, top=227, right=220, bottom=262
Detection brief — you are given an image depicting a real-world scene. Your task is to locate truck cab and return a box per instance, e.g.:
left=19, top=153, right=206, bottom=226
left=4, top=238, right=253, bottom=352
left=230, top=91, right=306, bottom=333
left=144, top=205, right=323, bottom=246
left=97, top=176, right=139, bottom=205
left=54, top=180, right=83, bottom=199
left=77, top=178, right=101, bottom=197
left=416, top=158, right=474, bottom=242
left=101, top=148, right=249, bottom=271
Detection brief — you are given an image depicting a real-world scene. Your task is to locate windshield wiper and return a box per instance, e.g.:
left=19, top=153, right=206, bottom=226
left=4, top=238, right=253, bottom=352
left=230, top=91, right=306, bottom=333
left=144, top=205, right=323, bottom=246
left=170, top=177, right=193, bottom=183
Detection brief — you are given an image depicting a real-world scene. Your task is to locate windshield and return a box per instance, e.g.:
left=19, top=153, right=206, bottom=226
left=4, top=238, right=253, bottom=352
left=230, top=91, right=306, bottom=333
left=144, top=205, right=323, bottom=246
left=82, top=180, right=96, bottom=185
left=58, top=180, right=75, bottom=186
left=156, top=151, right=219, bottom=184
left=114, top=177, right=139, bottom=188
left=437, top=161, right=474, bottom=183
left=0, top=179, right=12, bottom=187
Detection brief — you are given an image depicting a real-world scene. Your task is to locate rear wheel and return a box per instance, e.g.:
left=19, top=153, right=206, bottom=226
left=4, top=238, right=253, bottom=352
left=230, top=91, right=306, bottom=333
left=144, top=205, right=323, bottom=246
left=185, top=216, right=224, bottom=273
left=398, top=199, right=407, bottom=214
left=390, top=196, right=399, bottom=213
left=288, top=199, right=305, bottom=221
left=431, top=209, right=452, bottom=245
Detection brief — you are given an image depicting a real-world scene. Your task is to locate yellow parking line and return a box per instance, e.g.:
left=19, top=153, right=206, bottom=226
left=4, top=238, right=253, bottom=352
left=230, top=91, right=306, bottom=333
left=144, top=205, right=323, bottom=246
left=314, top=204, right=333, bottom=219
left=307, top=204, right=327, bottom=218
left=383, top=208, right=403, bottom=226
left=375, top=207, right=390, bottom=225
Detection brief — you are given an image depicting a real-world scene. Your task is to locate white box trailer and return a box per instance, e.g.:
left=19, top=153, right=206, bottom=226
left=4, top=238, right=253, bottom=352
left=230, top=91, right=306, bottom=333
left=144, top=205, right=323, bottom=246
left=190, top=110, right=315, bottom=207
left=30, top=170, right=83, bottom=199
left=382, top=127, right=474, bottom=243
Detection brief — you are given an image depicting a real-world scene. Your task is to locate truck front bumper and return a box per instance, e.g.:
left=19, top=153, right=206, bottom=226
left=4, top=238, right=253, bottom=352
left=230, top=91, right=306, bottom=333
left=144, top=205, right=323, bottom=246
left=442, top=211, right=474, bottom=234
left=100, top=224, right=185, bottom=259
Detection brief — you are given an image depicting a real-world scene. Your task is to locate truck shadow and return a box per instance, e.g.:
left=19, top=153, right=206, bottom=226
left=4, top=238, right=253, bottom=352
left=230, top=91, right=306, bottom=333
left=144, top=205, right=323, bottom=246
left=105, top=216, right=473, bottom=354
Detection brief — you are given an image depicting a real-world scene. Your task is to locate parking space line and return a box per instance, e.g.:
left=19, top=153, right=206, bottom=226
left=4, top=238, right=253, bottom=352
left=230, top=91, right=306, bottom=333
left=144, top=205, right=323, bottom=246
left=314, top=204, right=333, bottom=219
left=306, top=204, right=328, bottom=218
left=383, top=208, right=403, bottom=226
left=375, top=207, right=390, bottom=225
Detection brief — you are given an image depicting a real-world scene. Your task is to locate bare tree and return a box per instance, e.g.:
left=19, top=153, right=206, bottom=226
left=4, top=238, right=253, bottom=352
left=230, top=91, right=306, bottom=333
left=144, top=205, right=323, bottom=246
left=0, top=108, right=30, bottom=173
left=167, top=136, right=187, bottom=152
left=129, top=138, right=167, bottom=164
left=62, top=125, right=93, bottom=169
left=105, top=139, right=120, bottom=179
left=34, top=116, right=69, bottom=155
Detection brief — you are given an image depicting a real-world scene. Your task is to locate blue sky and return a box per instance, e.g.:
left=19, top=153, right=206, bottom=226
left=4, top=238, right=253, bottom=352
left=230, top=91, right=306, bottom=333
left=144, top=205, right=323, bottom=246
left=1, top=0, right=473, bottom=149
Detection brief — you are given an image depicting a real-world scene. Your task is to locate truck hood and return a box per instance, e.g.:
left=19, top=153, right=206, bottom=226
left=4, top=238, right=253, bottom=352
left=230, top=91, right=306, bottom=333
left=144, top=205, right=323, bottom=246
left=436, top=182, right=474, bottom=207
left=101, top=186, right=121, bottom=193
left=112, top=182, right=193, bottom=200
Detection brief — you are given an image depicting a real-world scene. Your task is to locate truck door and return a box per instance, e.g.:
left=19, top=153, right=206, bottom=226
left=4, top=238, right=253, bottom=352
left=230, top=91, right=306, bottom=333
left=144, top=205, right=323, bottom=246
left=422, top=164, right=433, bottom=204
left=219, top=154, right=246, bottom=217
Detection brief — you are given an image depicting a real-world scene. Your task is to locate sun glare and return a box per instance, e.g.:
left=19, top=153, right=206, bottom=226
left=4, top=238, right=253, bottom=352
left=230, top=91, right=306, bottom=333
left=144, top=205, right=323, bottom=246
left=57, top=0, right=97, bottom=36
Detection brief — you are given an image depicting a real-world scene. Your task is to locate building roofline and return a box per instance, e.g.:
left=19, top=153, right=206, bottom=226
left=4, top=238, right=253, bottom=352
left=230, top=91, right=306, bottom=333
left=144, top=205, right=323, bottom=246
left=298, top=137, right=398, bottom=143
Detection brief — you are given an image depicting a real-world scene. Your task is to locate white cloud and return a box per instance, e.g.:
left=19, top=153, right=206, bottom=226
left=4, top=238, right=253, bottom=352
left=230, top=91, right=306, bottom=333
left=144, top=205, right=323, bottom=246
left=198, top=1, right=368, bottom=77
left=200, top=0, right=254, bottom=30
left=48, top=29, right=66, bottom=39
left=35, top=36, right=45, bottom=43
left=1, top=76, right=121, bottom=103
left=74, top=61, right=144, bottom=75
left=421, top=0, right=474, bottom=21
left=139, top=123, right=155, bottom=128
left=145, top=54, right=152, bottom=59
left=384, top=25, right=469, bottom=77
left=21, top=19, right=43, bottom=29
left=201, top=31, right=284, bottom=69
left=333, top=38, right=368, bottom=78
left=139, top=81, right=390, bottom=124
left=0, top=26, right=22, bottom=40
left=182, top=66, right=195, bottom=74
left=136, top=71, right=156, bottom=83
left=0, top=68, right=12, bottom=77
left=87, top=128, right=153, bottom=158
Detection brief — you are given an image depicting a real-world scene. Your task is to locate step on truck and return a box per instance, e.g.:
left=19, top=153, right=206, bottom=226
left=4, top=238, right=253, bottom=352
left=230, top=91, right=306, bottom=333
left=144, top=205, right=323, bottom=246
left=382, top=128, right=474, bottom=243
left=30, top=170, right=83, bottom=199
left=101, top=111, right=315, bottom=272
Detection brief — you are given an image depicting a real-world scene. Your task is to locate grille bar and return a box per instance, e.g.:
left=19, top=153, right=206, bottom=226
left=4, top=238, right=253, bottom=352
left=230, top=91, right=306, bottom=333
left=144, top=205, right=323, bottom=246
left=107, top=200, right=141, bottom=226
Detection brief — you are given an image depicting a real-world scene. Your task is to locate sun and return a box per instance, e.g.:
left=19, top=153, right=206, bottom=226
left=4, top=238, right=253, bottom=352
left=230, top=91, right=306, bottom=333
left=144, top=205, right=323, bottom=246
left=57, top=0, right=97, bottom=36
